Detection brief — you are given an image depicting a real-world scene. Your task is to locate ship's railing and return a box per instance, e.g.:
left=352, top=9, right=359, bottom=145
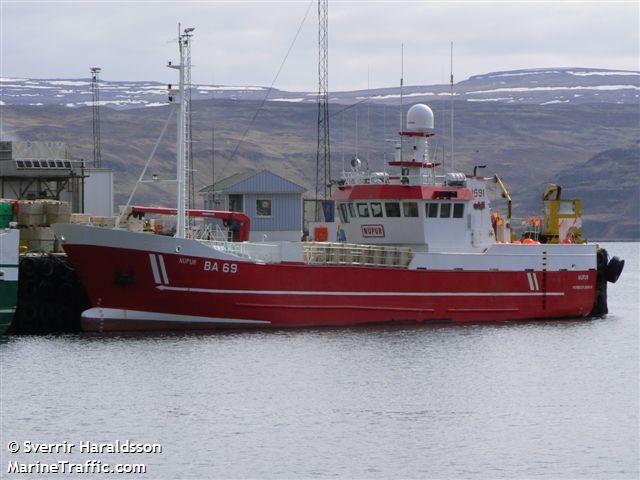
left=197, top=239, right=414, bottom=267
left=303, top=242, right=413, bottom=268
left=199, top=240, right=282, bottom=263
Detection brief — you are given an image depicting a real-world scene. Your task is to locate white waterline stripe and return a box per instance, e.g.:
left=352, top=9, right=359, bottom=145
left=149, top=254, right=161, bottom=284
left=155, top=285, right=564, bottom=297
left=0, top=308, right=16, bottom=313
left=158, top=255, right=169, bottom=285
left=82, top=307, right=269, bottom=325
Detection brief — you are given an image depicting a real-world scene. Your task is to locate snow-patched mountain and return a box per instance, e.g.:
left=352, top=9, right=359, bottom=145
left=1, top=67, right=638, bottom=109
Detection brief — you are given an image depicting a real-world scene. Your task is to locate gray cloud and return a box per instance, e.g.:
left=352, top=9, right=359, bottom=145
left=1, top=1, right=638, bottom=90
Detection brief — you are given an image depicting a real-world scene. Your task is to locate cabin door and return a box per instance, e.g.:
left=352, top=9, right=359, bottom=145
left=228, top=194, right=244, bottom=212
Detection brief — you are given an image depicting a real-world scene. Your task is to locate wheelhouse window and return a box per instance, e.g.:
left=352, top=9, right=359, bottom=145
left=385, top=202, right=401, bottom=217
left=453, top=203, right=465, bottom=218
left=348, top=203, right=356, bottom=218
left=339, top=203, right=350, bottom=223
left=357, top=203, right=370, bottom=217
left=256, top=199, right=272, bottom=217
left=403, top=202, right=419, bottom=217
left=440, top=203, right=451, bottom=218
left=371, top=202, right=383, bottom=218
left=426, top=203, right=438, bottom=218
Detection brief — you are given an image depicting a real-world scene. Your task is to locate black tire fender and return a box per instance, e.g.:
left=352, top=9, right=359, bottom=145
left=20, top=256, right=37, bottom=279
left=606, top=256, right=625, bottom=284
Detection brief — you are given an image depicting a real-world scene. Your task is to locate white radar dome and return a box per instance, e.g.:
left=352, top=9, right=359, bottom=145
left=406, top=103, right=434, bottom=132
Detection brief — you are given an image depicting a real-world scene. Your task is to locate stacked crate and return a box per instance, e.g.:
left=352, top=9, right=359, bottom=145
left=17, top=200, right=71, bottom=253
left=89, top=216, right=117, bottom=228
left=117, top=206, right=144, bottom=232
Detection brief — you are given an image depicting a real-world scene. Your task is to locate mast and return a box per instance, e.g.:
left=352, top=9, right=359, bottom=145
left=366, top=64, right=370, bottom=171
left=400, top=43, right=404, bottom=162
left=211, top=127, right=215, bottom=195
left=168, top=25, right=194, bottom=239
left=450, top=41, right=454, bottom=172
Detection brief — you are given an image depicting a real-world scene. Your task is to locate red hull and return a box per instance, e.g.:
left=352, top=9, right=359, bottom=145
left=64, top=244, right=597, bottom=332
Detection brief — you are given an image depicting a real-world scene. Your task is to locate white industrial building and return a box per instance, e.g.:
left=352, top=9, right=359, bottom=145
left=0, top=140, right=113, bottom=215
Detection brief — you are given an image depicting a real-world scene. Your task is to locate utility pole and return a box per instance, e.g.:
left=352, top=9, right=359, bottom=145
left=90, top=67, right=102, bottom=168
left=315, top=0, right=330, bottom=221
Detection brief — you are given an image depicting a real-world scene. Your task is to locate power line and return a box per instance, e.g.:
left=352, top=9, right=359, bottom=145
left=227, top=0, right=314, bottom=167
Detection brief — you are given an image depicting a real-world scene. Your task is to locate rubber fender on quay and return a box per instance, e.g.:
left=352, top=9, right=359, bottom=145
left=38, top=302, right=60, bottom=334
left=54, top=256, right=76, bottom=282
left=57, top=281, right=75, bottom=300
left=51, top=305, right=67, bottom=332
left=39, top=257, right=55, bottom=278
left=20, top=279, right=39, bottom=300
left=57, top=305, right=76, bottom=332
left=20, top=256, right=38, bottom=279
left=20, top=302, right=40, bottom=334
left=58, top=267, right=76, bottom=285
left=38, top=280, right=56, bottom=301
left=596, top=249, right=609, bottom=271
left=606, top=256, right=625, bottom=284
left=7, top=301, right=37, bottom=334
left=591, top=290, right=608, bottom=317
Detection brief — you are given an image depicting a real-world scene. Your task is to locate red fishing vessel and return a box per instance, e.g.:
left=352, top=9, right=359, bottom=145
left=52, top=28, right=624, bottom=332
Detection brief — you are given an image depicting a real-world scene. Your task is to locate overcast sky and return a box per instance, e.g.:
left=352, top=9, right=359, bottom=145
left=1, top=1, right=638, bottom=91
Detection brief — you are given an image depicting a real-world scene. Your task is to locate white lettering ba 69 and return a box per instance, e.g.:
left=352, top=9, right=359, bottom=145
left=204, top=261, right=238, bottom=274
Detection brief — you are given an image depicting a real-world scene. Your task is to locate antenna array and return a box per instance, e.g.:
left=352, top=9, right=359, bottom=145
left=90, top=67, right=102, bottom=168
left=315, top=0, right=330, bottom=221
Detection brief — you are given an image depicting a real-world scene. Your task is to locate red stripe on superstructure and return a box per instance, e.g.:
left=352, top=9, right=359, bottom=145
left=333, top=185, right=474, bottom=201
left=399, top=131, right=435, bottom=137
left=387, top=161, right=441, bottom=168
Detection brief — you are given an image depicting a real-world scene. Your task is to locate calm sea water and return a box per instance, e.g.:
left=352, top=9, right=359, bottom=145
left=1, top=242, right=638, bottom=479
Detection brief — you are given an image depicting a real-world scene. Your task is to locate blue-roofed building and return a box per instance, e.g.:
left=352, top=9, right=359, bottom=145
left=199, top=169, right=306, bottom=242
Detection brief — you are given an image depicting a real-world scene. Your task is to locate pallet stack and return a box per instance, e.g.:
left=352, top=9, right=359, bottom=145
left=17, top=200, right=71, bottom=253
